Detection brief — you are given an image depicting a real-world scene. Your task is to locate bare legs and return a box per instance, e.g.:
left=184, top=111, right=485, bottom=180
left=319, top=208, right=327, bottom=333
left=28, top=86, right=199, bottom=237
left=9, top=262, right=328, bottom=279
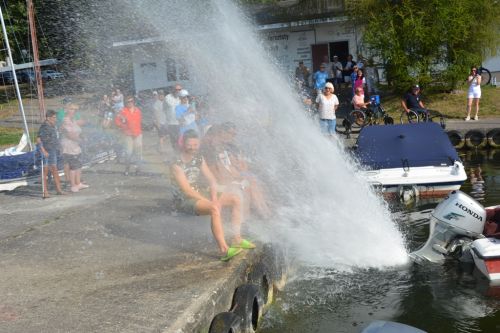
left=42, top=165, right=63, bottom=198
left=195, top=193, right=242, bottom=254
left=466, top=97, right=480, bottom=120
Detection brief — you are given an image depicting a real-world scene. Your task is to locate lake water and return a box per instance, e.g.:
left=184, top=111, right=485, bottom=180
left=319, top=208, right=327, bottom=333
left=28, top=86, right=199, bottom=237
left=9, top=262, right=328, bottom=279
left=260, top=149, right=500, bottom=333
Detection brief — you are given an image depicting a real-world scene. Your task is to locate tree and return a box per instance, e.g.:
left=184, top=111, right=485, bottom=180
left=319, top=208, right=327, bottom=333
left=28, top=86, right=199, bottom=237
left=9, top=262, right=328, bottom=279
left=348, top=0, right=500, bottom=91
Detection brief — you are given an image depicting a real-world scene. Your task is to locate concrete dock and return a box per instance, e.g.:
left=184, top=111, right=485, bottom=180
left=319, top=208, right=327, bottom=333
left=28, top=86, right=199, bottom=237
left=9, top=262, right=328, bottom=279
left=0, top=133, right=269, bottom=333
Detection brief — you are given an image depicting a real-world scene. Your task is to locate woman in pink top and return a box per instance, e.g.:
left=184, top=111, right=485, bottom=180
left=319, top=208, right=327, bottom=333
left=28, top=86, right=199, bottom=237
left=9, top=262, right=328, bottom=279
left=61, top=104, right=89, bottom=193
left=352, top=87, right=371, bottom=110
left=353, top=69, right=366, bottom=94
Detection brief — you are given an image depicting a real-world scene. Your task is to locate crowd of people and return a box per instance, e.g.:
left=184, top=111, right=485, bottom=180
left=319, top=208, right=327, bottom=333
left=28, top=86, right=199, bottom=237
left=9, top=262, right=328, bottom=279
left=297, top=54, right=482, bottom=134
left=36, top=60, right=483, bottom=259
left=37, top=83, right=271, bottom=262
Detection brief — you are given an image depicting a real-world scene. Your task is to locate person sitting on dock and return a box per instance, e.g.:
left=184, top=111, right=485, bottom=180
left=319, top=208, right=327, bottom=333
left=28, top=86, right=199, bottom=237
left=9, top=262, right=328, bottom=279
left=402, top=84, right=429, bottom=118
left=170, top=129, right=255, bottom=261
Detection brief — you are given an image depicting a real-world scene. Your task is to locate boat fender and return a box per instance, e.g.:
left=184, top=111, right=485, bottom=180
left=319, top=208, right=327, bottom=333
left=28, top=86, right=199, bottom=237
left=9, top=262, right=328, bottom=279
left=247, top=262, right=274, bottom=307
left=465, top=130, right=487, bottom=149
left=230, top=284, right=263, bottom=333
left=446, top=130, right=465, bottom=149
left=487, top=129, right=500, bottom=149
left=398, top=185, right=419, bottom=202
left=261, top=243, right=287, bottom=291
left=208, top=311, right=243, bottom=333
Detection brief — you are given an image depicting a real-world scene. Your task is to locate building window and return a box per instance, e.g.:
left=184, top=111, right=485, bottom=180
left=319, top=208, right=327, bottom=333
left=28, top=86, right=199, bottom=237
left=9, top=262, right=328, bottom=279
left=325, top=0, right=343, bottom=11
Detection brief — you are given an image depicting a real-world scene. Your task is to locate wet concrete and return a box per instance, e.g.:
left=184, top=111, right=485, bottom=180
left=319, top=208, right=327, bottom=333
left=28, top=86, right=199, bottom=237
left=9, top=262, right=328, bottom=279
left=0, top=131, right=264, bottom=333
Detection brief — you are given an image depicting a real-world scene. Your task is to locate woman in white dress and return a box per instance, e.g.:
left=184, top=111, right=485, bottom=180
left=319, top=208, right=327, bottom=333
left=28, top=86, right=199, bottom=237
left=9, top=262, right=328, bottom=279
left=465, top=66, right=481, bottom=121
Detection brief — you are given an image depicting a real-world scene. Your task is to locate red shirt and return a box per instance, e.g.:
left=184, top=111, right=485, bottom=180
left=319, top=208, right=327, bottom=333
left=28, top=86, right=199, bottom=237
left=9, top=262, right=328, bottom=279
left=115, top=106, right=142, bottom=137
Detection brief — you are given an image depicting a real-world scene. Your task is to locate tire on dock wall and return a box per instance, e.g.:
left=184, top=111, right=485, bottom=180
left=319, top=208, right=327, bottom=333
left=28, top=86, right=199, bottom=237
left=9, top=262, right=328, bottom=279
left=261, top=243, right=287, bottom=291
left=465, top=130, right=487, bottom=149
left=208, top=311, right=243, bottom=333
left=487, top=129, right=500, bottom=148
left=247, top=262, right=274, bottom=309
left=447, top=130, right=465, bottom=149
left=231, top=284, right=263, bottom=333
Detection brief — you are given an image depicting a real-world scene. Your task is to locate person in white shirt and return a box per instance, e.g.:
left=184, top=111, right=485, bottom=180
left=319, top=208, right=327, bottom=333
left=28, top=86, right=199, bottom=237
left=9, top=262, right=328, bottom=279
left=153, top=90, right=168, bottom=152
left=315, top=82, right=339, bottom=137
left=165, top=84, right=182, bottom=149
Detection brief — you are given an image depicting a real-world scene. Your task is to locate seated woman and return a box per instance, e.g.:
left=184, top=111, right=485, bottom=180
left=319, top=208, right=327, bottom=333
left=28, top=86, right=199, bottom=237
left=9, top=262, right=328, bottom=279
left=352, top=87, right=371, bottom=110
left=171, top=129, right=255, bottom=262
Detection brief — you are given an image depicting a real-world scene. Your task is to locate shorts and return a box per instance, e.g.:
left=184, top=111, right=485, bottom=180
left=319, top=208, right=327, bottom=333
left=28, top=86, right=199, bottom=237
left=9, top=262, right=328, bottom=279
left=468, top=88, right=481, bottom=99
left=175, top=197, right=198, bottom=215
left=63, top=154, right=82, bottom=170
left=42, top=148, right=58, bottom=166
left=319, top=118, right=337, bottom=135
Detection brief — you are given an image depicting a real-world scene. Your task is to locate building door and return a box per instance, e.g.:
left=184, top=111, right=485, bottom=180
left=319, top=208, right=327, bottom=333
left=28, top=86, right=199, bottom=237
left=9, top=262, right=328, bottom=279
left=311, top=44, right=329, bottom=72
left=329, top=41, right=349, bottom=64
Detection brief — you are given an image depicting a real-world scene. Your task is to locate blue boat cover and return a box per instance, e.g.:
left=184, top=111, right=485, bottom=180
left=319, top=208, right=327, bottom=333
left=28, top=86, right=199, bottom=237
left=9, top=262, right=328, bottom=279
left=0, top=151, right=38, bottom=180
left=355, top=122, right=459, bottom=169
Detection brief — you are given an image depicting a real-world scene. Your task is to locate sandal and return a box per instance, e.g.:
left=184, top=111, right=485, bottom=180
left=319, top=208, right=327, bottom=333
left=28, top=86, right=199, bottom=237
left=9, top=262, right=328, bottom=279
left=220, top=247, right=243, bottom=262
left=231, top=239, right=256, bottom=249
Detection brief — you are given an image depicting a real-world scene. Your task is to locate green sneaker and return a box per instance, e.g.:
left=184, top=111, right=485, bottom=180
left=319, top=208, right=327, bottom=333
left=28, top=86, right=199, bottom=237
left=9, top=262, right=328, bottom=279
left=220, top=247, right=243, bottom=262
left=231, top=239, right=256, bottom=249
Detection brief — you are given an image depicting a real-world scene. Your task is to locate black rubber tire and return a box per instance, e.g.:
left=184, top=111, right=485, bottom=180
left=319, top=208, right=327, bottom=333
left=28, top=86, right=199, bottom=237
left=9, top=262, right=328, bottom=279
left=349, top=109, right=366, bottom=129
left=247, top=262, right=274, bottom=307
left=487, top=129, right=500, bottom=148
left=447, top=130, right=465, bottom=149
left=208, top=311, right=243, bottom=333
left=400, top=110, right=419, bottom=124
left=231, top=284, right=263, bottom=333
left=261, top=243, right=286, bottom=291
left=465, top=130, right=487, bottom=149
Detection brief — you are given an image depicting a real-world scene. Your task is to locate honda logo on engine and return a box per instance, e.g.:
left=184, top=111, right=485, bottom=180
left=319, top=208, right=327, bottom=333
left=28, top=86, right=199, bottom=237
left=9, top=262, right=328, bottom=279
left=455, top=203, right=483, bottom=221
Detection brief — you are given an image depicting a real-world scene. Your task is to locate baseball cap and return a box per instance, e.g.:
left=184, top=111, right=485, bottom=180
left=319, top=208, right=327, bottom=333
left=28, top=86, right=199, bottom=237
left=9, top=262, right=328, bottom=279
left=178, top=89, right=189, bottom=97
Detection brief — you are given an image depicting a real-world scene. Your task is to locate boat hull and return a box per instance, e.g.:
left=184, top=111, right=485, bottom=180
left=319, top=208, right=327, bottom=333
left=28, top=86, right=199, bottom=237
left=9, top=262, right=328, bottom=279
left=364, top=163, right=467, bottom=199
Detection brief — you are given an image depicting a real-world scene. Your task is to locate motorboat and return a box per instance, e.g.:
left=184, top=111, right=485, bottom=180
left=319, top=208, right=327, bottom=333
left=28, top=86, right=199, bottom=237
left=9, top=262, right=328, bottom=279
left=355, top=122, right=467, bottom=200
left=410, top=190, right=500, bottom=283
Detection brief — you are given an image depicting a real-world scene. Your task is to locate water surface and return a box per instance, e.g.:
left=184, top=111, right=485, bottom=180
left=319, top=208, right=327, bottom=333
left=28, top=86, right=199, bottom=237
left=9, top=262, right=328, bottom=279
left=260, top=150, right=500, bottom=333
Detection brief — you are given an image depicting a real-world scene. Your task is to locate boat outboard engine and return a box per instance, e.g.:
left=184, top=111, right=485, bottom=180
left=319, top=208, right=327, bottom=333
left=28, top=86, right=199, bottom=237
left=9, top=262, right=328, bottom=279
left=410, top=191, right=486, bottom=263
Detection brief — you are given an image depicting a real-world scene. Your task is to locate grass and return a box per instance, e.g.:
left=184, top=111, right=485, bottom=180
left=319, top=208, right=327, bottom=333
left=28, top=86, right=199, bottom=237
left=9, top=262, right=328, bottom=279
left=378, top=84, right=500, bottom=120
left=0, top=127, right=36, bottom=149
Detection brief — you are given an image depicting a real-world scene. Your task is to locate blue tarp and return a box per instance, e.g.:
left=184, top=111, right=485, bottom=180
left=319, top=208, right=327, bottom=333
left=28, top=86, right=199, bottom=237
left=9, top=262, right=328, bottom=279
left=355, top=122, right=459, bottom=169
left=0, top=151, right=38, bottom=180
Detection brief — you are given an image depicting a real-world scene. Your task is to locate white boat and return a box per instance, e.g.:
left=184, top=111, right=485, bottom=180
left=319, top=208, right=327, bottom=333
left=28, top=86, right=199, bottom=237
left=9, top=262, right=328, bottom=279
left=411, top=191, right=500, bottom=283
left=355, top=122, right=467, bottom=200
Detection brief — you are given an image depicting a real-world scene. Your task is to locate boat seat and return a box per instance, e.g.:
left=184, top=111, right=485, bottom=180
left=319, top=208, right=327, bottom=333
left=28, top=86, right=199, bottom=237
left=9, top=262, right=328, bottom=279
left=484, top=207, right=500, bottom=239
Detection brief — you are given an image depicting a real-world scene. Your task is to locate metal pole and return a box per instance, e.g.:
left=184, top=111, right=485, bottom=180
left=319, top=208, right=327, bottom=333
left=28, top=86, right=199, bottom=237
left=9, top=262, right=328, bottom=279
left=27, top=0, right=45, bottom=120
left=0, top=5, right=33, bottom=150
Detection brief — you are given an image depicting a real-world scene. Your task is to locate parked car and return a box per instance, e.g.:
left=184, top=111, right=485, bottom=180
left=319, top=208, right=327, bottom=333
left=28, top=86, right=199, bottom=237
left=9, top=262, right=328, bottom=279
left=0, top=71, right=14, bottom=85
left=18, top=70, right=35, bottom=83
left=41, top=69, right=64, bottom=80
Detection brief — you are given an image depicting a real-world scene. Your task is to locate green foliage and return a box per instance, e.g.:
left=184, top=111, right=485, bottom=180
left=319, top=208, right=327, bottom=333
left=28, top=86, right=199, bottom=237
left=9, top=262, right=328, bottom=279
left=348, top=0, right=500, bottom=92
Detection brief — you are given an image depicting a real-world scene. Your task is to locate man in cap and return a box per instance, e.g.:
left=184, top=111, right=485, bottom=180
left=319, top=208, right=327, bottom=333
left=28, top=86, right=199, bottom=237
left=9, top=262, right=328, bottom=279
left=313, top=63, right=329, bottom=95
left=401, top=84, right=428, bottom=119
left=165, top=84, right=182, bottom=150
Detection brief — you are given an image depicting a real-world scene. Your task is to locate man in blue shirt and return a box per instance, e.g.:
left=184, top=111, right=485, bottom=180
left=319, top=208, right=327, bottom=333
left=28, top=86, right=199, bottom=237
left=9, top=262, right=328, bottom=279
left=313, top=63, right=329, bottom=94
left=402, top=85, right=428, bottom=119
